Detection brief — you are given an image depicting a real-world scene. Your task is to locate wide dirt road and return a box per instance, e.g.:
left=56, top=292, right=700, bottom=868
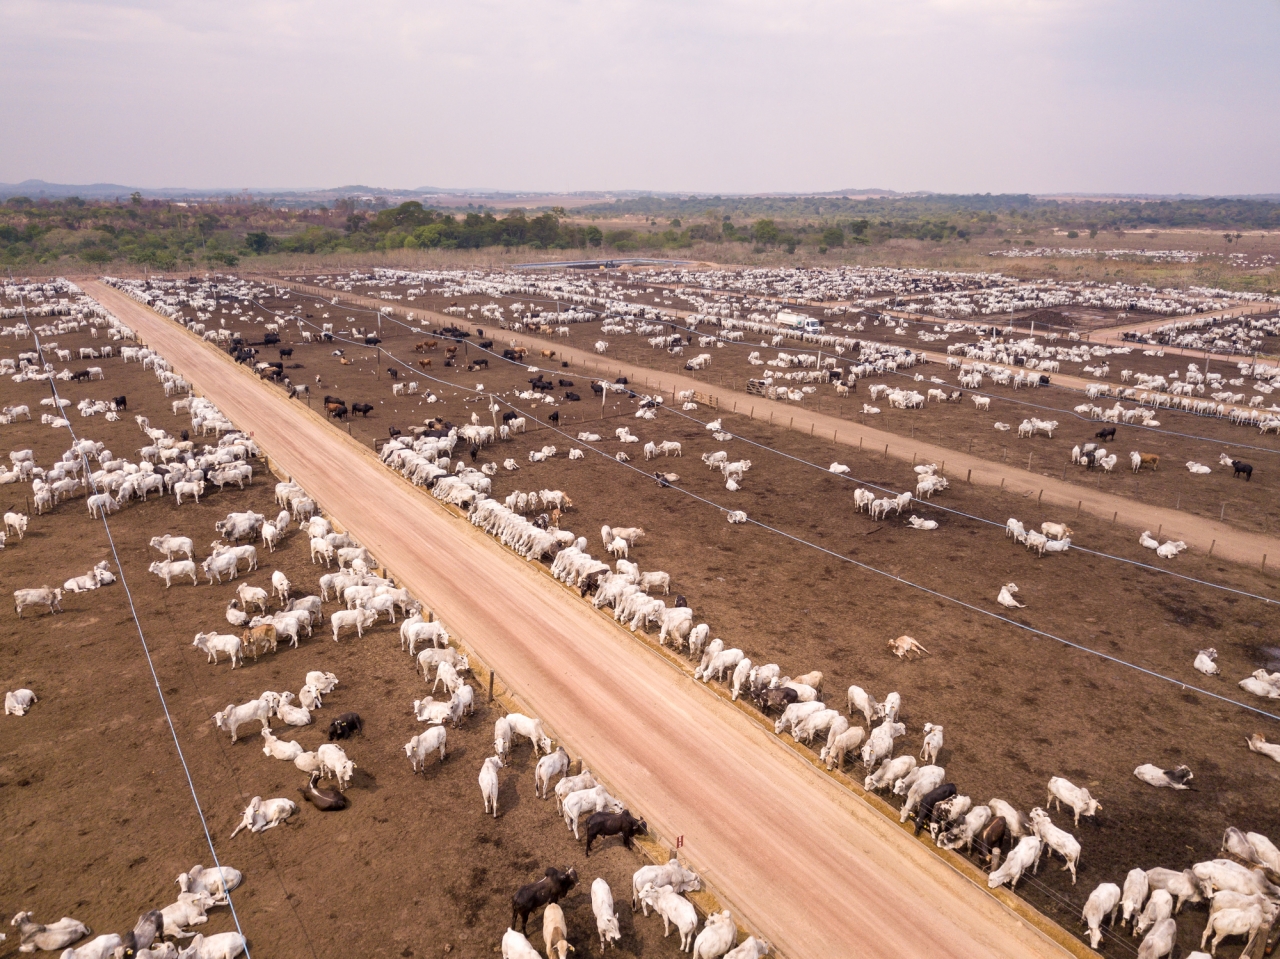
left=88, top=289, right=1074, bottom=958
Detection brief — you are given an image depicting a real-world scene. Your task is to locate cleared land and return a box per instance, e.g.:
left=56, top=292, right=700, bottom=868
left=0, top=308, right=700, bottom=959
left=82, top=274, right=1280, bottom=958
left=88, top=280, right=1077, bottom=958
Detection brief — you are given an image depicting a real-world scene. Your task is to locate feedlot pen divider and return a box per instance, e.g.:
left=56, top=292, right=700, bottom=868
left=135, top=309, right=746, bottom=945
left=235, top=288, right=1280, bottom=722
left=142, top=283, right=1087, bottom=956
left=11, top=281, right=254, bottom=958
left=216, top=287, right=1133, bottom=957
left=269, top=281, right=1280, bottom=611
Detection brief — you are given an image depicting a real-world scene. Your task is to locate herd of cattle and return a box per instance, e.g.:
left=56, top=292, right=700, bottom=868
left=0, top=307, right=768, bottom=958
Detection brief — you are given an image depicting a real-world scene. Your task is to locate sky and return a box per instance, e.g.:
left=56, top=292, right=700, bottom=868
left=2, top=0, right=1278, bottom=196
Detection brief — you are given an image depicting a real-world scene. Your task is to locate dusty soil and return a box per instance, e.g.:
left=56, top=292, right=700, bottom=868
left=288, top=272, right=1280, bottom=540
left=0, top=309, right=685, bottom=959
left=165, top=277, right=1280, bottom=957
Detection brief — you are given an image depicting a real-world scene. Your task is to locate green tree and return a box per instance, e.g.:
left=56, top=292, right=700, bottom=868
left=821, top=226, right=845, bottom=248
left=130, top=192, right=142, bottom=205
left=584, top=225, right=603, bottom=247
left=245, top=232, right=272, bottom=254
left=753, top=219, right=780, bottom=245
left=528, top=212, right=560, bottom=247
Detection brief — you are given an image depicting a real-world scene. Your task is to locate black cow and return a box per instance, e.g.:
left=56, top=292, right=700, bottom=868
left=511, top=867, right=578, bottom=934
left=180, top=430, right=189, bottom=442
left=479, top=340, right=494, bottom=350
left=585, top=810, right=647, bottom=856
left=388, top=426, right=402, bottom=438
left=328, top=712, right=363, bottom=740
left=70, top=370, right=90, bottom=382
left=351, top=403, right=374, bottom=417
left=112, top=395, right=127, bottom=410
left=324, top=395, right=345, bottom=406
left=674, top=595, right=687, bottom=608
left=469, top=358, right=489, bottom=369
left=279, top=348, right=293, bottom=360
left=263, top=332, right=280, bottom=345
left=1095, top=426, right=1116, bottom=441
left=326, top=403, right=348, bottom=420
left=754, top=685, right=797, bottom=714
left=1232, top=459, right=1254, bottom=481
left=364, top=335, right=381, bottom=346
left=502, top=411, right=519, bottom=423
left=387, top=367, right=398, bottom=379
left=615, top=376, right=628, bottom=385
left=590, top=382, right=604, bottom=395
left=564, top=392, right=580, bottom=401
left=558, top=379, right=574, bottom=388
left=914, top=783, right=958, bottom=836
left=548, top=411, right=559, bottom=423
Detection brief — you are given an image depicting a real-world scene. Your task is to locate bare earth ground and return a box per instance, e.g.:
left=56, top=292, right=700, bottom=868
left=273, top=275, right=1280, bottom=560
left=84, top=281, right=1076, bottom=959
left=82, top=278, right=1280, bottom=959
left=0, top=316, right=698, bottom=959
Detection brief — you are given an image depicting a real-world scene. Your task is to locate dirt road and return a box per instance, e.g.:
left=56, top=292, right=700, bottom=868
left=87, top=289, right=1076, bottom=959
left=264, top=278, right=1278, bottom=567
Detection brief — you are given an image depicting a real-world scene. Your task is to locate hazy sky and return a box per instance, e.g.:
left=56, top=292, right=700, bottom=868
left=3, top=0, right=1277, bottom=195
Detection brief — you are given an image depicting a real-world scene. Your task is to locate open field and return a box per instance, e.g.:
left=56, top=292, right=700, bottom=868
left=83, top=271, right=1280, bottom=958
left=0, top=289, right=696, bottom=959
left=87, top=278, right=1083, bottom=959
left=271, top=269, right=1280, bottom=541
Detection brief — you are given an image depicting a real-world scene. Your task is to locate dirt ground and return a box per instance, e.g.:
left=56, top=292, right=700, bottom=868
left=165, top=275, right=1280, bottom=957
left=354, top=276, right=1280, bottom=538
left=0, top=308, right=689, bottom=959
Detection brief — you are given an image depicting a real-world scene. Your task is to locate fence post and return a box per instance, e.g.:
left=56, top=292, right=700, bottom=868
left=488, top=672, right=495, bottom=703
left=966, top=468, right=971, bottom=484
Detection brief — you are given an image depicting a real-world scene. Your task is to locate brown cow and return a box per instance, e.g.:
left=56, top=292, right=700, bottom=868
left=540, top=349, right=556, bottom=359
left=241, top=624, right=278, bottom=661
left=1138, top=453, right=1160, bottom=471
left=512, top=347, right=528, bottom=359
left=415, top=340, right=438, bottom=352
left=418, top=359, right=432, bottom=370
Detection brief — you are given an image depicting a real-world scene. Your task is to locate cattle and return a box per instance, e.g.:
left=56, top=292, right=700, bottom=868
left=325, top=402, right=348, bottom=419
left=753, top=685, right=798, bottom=714
left=564, top=392, right=580, bottom=401
left=112, top=395, right=127, bottom=410
left=1095, top=426, right=1116, bottom=441
left=584, top=810, right=647, bottom=856
left=351, top=403, right=374, bottom=417
left=975, top=816, right=1008, bottom=866
left=511, top=866, right=578, bottom=934
left=279, top=348, right=293, bottom=360
left=328, top=712, right=363, bottom=740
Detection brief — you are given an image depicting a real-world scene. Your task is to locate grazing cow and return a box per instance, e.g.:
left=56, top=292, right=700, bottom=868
left=511, top=867, right=578, bottom=934
left=1095, top=426, right=1116, bottom=441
